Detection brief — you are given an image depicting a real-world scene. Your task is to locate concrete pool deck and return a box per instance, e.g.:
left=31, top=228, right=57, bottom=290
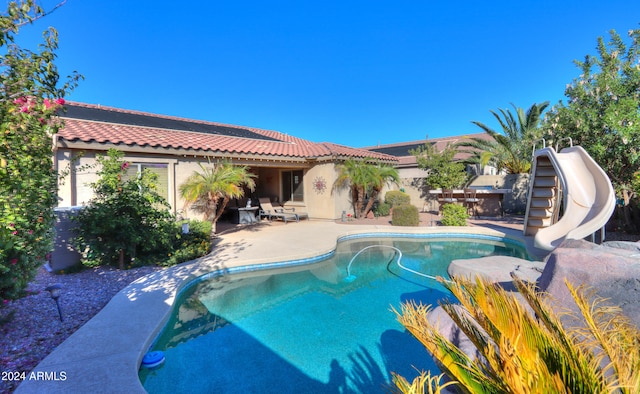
left=16, top=219, right=545, bottom=394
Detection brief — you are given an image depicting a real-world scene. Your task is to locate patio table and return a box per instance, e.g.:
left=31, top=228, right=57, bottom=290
left=428, top=188, right=510, bottom=217
left=229, top=207, right=259, bottom=224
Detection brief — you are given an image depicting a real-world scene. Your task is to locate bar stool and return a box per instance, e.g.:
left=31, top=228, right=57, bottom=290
left=439, top=189, right=457, bottom=213
left=463, top=188, right=480, bottom=218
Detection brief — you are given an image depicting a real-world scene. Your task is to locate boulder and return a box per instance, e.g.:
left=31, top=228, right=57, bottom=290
left=538, top=238, right=640, bottom=328
left=448, top=255, right=545, bottom=291
left=602, top=240, right=640, bottom=252
left=425, top=238, right=640, bottom=376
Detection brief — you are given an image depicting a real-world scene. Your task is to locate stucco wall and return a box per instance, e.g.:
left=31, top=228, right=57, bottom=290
left=253, top=167, right=280, bottom=202
left=56, top=149, right=181, bottom=212
left=56, top=149, right=98, bottom=207
left=55, top=148, right=355, bottom=221
left=302, top=162, right=352, bottom=220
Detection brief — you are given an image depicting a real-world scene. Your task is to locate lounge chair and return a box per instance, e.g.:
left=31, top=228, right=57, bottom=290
left=258, top=198, right=299, bottom=223
left=281, top=202, right=309, bottom=221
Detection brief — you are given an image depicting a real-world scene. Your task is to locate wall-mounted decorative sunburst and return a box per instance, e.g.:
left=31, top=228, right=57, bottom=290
left=313, top=176, right=327, bottom=194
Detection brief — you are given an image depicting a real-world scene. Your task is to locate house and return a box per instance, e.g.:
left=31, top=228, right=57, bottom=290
left=361, top=133, right=498, bottom=209
left=54, top=102, right=397, bottom=221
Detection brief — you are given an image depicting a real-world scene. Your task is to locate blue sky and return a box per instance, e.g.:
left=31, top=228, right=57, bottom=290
left=15, top=0, right=640, bottom=147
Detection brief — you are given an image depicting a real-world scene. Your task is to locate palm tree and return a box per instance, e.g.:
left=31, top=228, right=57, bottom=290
left=334, top=159, right=370, bottom=218
left=362, top=164, right=400, bottom=217
left=335, top=159, right=399, bottom=218
left=179, top=161, right=256, bottom=237
left=459, top=102, right=549, bottom=174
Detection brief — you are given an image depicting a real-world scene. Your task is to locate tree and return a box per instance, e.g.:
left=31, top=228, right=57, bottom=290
left=461, top=102, right=549, bottom=174
left=335, top=159, right=369, bottom=219
left=335, top=159, right=399, bottom=219
left=362, top=163, right=400, bottom=218
left=542, top=28, right=640, bottom=231
left=179, top=161, right=256, bottom=237
left=74, top=149, right=173, bottom=269
left=1, top=1, right=81, bottom=301
left=411, top=142, right=467, bottom=189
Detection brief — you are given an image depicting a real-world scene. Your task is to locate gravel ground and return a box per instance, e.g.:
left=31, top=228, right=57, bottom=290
left=0, top=265, right=163, bottom=394
left=1, top=220, right=637, bottom=394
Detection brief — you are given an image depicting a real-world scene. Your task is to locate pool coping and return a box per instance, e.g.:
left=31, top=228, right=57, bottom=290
left=16, top=221, right=545, bottom=393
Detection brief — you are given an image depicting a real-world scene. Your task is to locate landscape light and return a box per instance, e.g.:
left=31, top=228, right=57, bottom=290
left=45, top=284, right=64, bottom=322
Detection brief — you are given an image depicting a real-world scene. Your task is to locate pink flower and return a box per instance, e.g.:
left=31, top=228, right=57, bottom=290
left=12, top=230, right=18, bottom=235
left=13, top=97, right=27, bottom=105
left=20, top=105, right=30, bottom=113
left=55, top=98, right=65, bottom=105
left=44, top=98, right=53, bottom=109
left=10, top=258, right=18, bottom=265
left=121, top=162, right=130, bottom=170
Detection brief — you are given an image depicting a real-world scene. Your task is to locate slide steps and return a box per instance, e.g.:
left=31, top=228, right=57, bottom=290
left=524, top=156, right=559, bottom=236
left=522, top=145, right=616, bottom=251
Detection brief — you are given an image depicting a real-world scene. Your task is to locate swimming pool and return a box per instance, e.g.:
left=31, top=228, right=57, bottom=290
left=140, top=234, right=530, bottom=393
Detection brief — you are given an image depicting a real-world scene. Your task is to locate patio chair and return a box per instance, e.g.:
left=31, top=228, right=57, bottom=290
left=439, top=189, right=458, bottom=213
left=463, top=188, right=480, bottom=218
left=258, top=198, right=299, bottom=223
left=281, top=202, right=309, bottom=221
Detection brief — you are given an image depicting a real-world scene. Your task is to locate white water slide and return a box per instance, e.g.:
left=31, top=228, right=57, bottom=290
left=523, top=145, right=616, bottom=251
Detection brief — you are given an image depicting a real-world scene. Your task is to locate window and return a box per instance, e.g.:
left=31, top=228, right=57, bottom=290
left=125, top=163, right=169, bottom=202
left=282, top=170, right=304, bottom=202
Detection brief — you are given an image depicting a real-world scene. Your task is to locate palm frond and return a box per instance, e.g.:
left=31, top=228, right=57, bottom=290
left=394, top=275, right=640, bottom=393
left=393, top=302, right=501, bottom=394
left=391, top=371, right=458, bottom=394
left=471, top=102, right=548, bottom=173
left=564, top=281, right=640, bottom=393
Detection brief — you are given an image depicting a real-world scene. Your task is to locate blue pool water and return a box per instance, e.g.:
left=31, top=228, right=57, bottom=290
left=140, top=235, right=530, bottom=393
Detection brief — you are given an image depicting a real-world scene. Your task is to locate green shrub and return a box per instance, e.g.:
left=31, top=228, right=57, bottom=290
left=392, top=204, right=419, bottom=226
left=74, top=149, right=174, bottom=269
left=440, top=203, right=469, bottom=226
left=161, top=220, right=212, bottom=267
left=385, top=190, right=411, bottom=207
left=374, top=201, right=391, bottom=216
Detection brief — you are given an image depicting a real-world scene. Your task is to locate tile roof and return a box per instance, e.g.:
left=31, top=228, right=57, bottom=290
left=57, top=102, right=397, bottom=163
left=362, top=133, right=494, bottom=165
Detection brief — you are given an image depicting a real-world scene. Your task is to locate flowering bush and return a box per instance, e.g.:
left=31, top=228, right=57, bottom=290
left=1, top=1, right=81, bottom=303
left=0, top=97, right=67, bottom=300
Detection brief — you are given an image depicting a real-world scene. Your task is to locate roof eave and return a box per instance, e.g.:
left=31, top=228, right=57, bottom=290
left=56, top=139, right=311, bottom=165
